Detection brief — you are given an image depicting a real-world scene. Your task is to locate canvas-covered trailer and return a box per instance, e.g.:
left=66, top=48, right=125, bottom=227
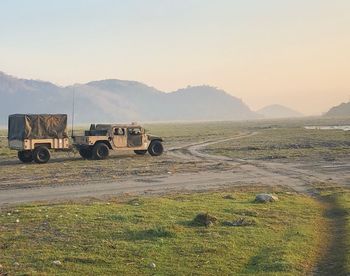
left=8, top=114, right=70, bottom=163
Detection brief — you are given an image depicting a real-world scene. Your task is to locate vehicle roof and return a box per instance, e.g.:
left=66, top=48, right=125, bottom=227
left=94, top=124, right=142, bottom=130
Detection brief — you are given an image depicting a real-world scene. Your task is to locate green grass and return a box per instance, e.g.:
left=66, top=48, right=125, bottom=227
left=311, top=184, right=350, bottom=275
left=338, top=192, right=350, bottom=273
left=330, top=191, right=350, bottom=274
left=0, top=190, right=329, bottom=275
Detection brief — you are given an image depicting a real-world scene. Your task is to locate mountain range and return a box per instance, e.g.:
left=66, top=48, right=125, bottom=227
left=0, top=71, right=258, bottom=125
left=325, top=102, right=350, bottom=117
left=257, top=104, right=303, bottom=119
left=3, top=71, right=345, bottom=125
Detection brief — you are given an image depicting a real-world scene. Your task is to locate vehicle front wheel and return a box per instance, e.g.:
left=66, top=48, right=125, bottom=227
left=33, top=146, right=51, bottom=164
left=134, top=150, right=147, bottom=155
left=148, top=140, right=164, bottom=156
left=18, top=150, right=33, bottom=163
left=79, top=147, right=93, bottom=159
left=92, top=143, right=109, bottom=160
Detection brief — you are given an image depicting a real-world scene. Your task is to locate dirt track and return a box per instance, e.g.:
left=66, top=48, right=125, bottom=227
left=0, top=132, right=349, bottom=205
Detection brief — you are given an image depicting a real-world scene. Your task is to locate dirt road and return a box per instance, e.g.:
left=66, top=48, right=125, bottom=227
left=1, top=132, right=348, bottom=205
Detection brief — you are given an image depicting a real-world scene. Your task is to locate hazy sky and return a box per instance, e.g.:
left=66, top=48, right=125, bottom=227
left=1, top=0, right=349, bottom=115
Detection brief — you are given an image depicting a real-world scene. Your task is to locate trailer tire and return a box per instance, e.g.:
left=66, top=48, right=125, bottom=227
left=18, top=150, right=33, bottom=163
left=92, top=142, right=109, bottom=160
left=33, top=146, right=51, bottom=164
left=79, top=147, right=93, bottom=159
left=134, top=150, right=147, bottom=155
left=148, top=140, right=164, bottom=156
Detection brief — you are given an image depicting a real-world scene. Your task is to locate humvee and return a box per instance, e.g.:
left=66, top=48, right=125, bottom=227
left=73, top=123, right=164, bottom=160
left=8, top=114, right=70, bottom=164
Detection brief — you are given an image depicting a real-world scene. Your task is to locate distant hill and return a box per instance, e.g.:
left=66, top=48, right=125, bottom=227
left=0, top=72, right=258, bottom=125
left=325, top=102, right=350, bottom=117
left=257, top=104, right=303, bottom=119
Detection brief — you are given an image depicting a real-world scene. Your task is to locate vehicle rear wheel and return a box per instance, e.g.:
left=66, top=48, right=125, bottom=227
left=33, top=146, right=51, bottom=164
left=134, top=150, right=147, bottom=155
left=148, top=140, right=164, bottom=156
left=79, top=147, right=93, bottom=159
left=18, top=150, right=33, bottom=163
left=92, top=143, right=109, bottom=160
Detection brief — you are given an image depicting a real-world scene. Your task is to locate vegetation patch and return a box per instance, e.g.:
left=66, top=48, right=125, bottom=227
left=312, top=184, right=350, bottom=275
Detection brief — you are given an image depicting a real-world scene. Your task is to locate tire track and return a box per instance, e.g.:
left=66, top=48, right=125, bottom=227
left=168, top=132, right=337, bottom=193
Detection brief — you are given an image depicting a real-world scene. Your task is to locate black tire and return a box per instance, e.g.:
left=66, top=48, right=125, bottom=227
left=148, top=140, right=164, bottom=156
left=134, top=150, right=147, bottom=155
left=33, top=146, right=51, bottom=164
left=92, top=142, right=109, bottom=160
left=79, top=147, right=93, bottom=159
left=18, top=150, right=33, bottom=163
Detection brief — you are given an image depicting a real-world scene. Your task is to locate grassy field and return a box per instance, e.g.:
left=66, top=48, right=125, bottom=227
left=0, top=117, right=349, bottom=275
left=0, top=189, right=332, bottom=275
left=205, top=127, right=350, bottom=161
left=338, top=193, right=350, bottom=273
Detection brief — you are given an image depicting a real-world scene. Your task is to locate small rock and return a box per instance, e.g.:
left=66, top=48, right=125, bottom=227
left=255, top=194, right=279, bottom=203
left=223, top=194, right=235, bottom=200
left=193, top=213, right=217, bottom=227
left=21, top=166, right=26, bottom=169
left=7, top=213, right=11, bottom=216
left=128, top=199, right=142, bottom=206
left=53, top=260, right=62, bottom=266
left=13, top=262, right=19, bottom=267
left=149, top=262, right=156, bottom=268
left=16, top=219, right=20, bottom=223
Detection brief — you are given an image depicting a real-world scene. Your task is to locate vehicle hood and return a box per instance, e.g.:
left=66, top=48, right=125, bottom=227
left=147, top=135, right=163, bottom=141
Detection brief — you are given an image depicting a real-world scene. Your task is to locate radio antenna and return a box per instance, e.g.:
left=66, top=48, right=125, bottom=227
left=71, top=87, right=75, bottom=137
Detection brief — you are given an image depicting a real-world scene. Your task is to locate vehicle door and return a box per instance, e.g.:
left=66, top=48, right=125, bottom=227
left=127, top=127, right=143, bottom=147
left=112, top=127, right=127, bottom=148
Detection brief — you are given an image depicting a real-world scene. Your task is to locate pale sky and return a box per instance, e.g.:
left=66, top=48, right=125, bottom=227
left=1, top=0, right=349, bottom=115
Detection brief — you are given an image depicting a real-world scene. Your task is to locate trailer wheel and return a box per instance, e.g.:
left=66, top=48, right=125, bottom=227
left=18, top=150, right=33, bottom=163
left=79, top=147, right=93, bottom=159
left=33, top=146, right=51, bottom=164
left=134, top=150, right=147, bottom=155
left=92, top=142, right=109, bottom=160
left=148, top=140, right=164, bottom=156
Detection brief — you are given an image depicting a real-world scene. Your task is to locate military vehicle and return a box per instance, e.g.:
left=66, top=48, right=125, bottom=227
left=8, top=114, right=69, bottom=163
left=73, top=123, right=164, bottom=160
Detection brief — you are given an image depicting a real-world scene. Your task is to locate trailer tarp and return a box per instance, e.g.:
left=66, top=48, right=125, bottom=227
left=8, top=114, right=68, bottom=140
